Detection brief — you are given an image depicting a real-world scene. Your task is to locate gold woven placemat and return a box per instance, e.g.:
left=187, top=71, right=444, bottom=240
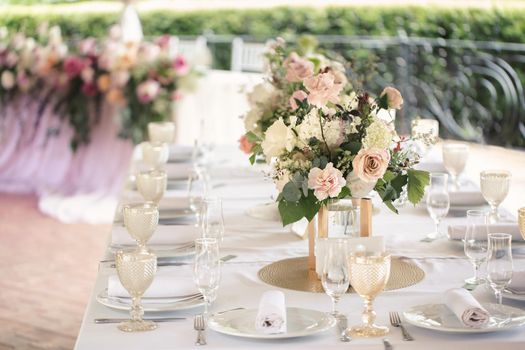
left=258, top=256, right=425, bottom=293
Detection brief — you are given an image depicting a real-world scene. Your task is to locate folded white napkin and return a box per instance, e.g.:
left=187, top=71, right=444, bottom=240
left=448, top=190, right=486, bottom=207
left=443, top=288, right=490, bottom=328
left=108, top=266, right=198, bottom=300
left=447, top=224, right=523, bottom=241
left=123, top=194, right=191, bottom=211
left=507, top=270, right=525, bottom=294
left=168, top=145, right=193, bottom=162
left=165, top=163, right=193, bottom=180
left=255, top=291, right=287, bottom=334
left=112, top=225, right=198, bottom=246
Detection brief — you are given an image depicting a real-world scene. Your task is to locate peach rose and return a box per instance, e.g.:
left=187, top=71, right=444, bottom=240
left=238, top=135, right=254, bottom=154
left=307, top=162, right=346, bottom=201
left=303, top=72, right=343, bottom=108
left=289, top=90, right=308, bottom=110
left=97, top=74, right=111, bottom=93
left=352, top=148, right=390, bottom=183
left=284, top=52, right=314, bottom=82
left=381, top=87, right=403, bottom=110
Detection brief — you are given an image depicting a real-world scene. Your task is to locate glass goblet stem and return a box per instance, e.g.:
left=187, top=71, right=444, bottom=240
left=130, top=296, right=144, bottom=322
left=331, top=296, right=340, bottom=316
left=495, top=289, right=503, bottom=305
left=362, top=297, right=376, bottom=328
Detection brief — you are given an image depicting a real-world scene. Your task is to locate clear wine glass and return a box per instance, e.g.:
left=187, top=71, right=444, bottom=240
left=115, top=251, right=157, bottom=332
left=193, top=238, right=221, bottom=319
left=141, top=141, right=169, bottom=170
left=122, top=203, right=159, bottom=253
left=442, top=143, right=469, bottom=191
left=187, top=169, right=209, bottom=215
left=346, top=253, right=391, bottom=338
left=201, top=197, right=225, bottom=243
left=321, top=239, right=350, bottom=316
left=487, top=233, right=513, bottom=305
left=148, top=121, right=176, bottom=144
left=136, top=169, right=167, bottom=205
left=480, top=170, right=511, bottom=223
left=463, top=210, right=489, bottom=285
left=425, top=173, right=450, bottom=241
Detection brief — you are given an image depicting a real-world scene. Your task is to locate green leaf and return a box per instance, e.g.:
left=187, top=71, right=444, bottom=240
left=382, top=170, right=397, bottom=183
left=390, top=173, right=408, bottom=194
left=342, top=141, right=362, bottom=155
left=249, top=153, right=256, bottom=165
left=407, top=169, right=430, bottom=205
left=282, top=182, right=302, bottom=202
left=378, top=94, right=389, bottom=110
left=278, top=199, right=305, bottom=226
left=337, top=186, right=350, bottom=199
left=383, top=199, right=399, bottom=214
left=302, top=180, right=309, bottom=197
left=245, top=131, right=261, bottom=143
left=299, top=191, right=321, bottom=222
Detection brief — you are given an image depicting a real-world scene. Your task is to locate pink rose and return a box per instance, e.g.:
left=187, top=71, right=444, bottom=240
left=173, top=56, right=189, bottom=76
left=238, top=135, right=254, bottom=154
left=303, top=72, right=343, bottom=108
left=352, top=148, right=391, bottom=183
left=381, top=86, right=403, bottom=110
left=136, top=80, right=160, bottom=103
left=289, top=90, right=308, bottom=110
left=79, top=38, right=97, bottom=55
left=63, top=56, right=88, bottom=78
left=307, top=162, right=347, bottom=201
left=284, top=52, right=314, bottom=82
left=155, top=35, right=171, bottom=50
left=81, top=82, right=97, bottom=97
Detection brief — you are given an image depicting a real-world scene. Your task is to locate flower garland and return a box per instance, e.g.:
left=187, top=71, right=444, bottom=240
left=240, top=37, right=430, bottom=225
left=0, top=24, right=199, bottom=150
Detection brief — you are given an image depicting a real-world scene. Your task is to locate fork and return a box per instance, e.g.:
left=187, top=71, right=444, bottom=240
left=194, top=314, right=207, bottom=345
left=389, top=311, right=414, bottom=341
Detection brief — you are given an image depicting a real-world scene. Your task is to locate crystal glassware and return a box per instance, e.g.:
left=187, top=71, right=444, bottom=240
left=148, top=121, right=175, bottom=144
left=187, top=170, right=209, bottom=214
left=519, top=208, right=525, bottom=240
left=442, top=143, right=469, bottom=190
left=136, top=169, right=167, bottom=204
left=201, top=197, right=225, bottom=243
left=193, top=238, right=221, bottom=318
left=123, top=203, right=159, bottom=253
left=346, top=253, right=391, bottom=337
left=141, top=141, right=169, bottom=170
left=327, top=199, right=360, bottom=237
left=115, top=251, right=157, bottom=332
left=425, top=173, right=450, bottom=241
left=487, top=233, right=513, bottom=305
left=480, top=170, right=511, bottom=223
left=463, top=210, right=489, bottom=285
left=321, top=239, right=350, bottom=316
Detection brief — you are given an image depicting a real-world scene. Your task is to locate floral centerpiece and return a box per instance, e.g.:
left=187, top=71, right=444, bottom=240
left=240, top=38, right=429, bottom=226
left=0, top=24, right=199, bottom=150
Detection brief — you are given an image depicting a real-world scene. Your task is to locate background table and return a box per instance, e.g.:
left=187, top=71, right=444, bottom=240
left=74, top=146, right=525, bottom=350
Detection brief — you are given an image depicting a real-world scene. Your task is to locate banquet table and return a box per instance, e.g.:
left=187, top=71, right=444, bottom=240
left=74, top=146, right=525, bottom=350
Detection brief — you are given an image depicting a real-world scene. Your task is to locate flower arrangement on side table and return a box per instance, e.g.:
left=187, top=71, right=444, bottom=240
left=240, top=38, right=430, bottom=226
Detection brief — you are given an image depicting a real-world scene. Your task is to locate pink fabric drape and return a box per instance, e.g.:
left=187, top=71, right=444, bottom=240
left=0, top=94, right=133, bottom=197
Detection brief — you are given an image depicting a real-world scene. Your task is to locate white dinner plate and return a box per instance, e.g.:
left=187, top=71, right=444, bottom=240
left=208, top=307, right=336, bottom=339
left=403, top=303, right=525, bottom=333
left=503, top=290, right=525, bottom=302
left=96, top=289, right=204, bottom=312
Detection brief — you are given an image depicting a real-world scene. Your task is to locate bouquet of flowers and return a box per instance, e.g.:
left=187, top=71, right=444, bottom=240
left=240, top=38, right=429, bottom=225
left=0, top=24, right=199, bottom=150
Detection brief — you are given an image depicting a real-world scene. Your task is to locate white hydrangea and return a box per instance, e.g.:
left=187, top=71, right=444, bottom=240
left=345, top=116, right=361, bottom=134
left=297, top=108, right=345, bottom=149
left=362, top=118, right=393, bottom=150
left=244, top=107, right=263, bottom=133
left=247, top=82, right=279, bottom=109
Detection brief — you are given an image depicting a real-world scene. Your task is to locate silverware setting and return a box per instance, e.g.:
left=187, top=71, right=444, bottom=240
left=389, top=311, right=414, bottom=341
left=383, top=337, right=393, bottom=350
left=194, top=314, right=207, bottom=345
left=107, top=292, right=204, bottom=304
left=94, top=317, right=185, bottom=324
left=101, top=254, right=236, bottom=268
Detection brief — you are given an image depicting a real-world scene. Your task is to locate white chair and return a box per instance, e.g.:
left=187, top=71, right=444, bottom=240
left=230, top=37, right=267, bottom=72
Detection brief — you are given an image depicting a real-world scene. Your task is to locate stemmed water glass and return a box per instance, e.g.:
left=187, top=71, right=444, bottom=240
left=148, top=121, right=176, bottom=144
left=136, top=169, right=167, bottom=205
left=141, top=141, right=169, bottom=170
left=463, top=210, right=489, bottom=286
left=425, top=173, right=450, bottom=241
left=193, top=238, right=221, bottom=319
left=442, top=143, right=469, bottom=191
left=321, top=239, right=350, bottom=316
left=122, top=203, right=159, bottom=253
left=115, top=251, right=157, bottom=332
left=346, top=253, right=391, bottom=337
left=201, top=197, right=225, bottom=243
left=487, top=233, right=513, bottom=305
left=480, top=170, right=511, bottom=223
left=187, top=169, right=210, bottom=214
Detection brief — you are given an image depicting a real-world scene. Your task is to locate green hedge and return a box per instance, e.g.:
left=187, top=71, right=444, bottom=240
left=1, top=7, right=525, bottom=43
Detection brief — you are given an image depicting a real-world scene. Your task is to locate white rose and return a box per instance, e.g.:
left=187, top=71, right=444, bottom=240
left=346, top=171, right=377, bottom=198
left=261, top=119, right=296, bottom=158
left=247, top=82, right=278, bottom=108
left=1, top=71, right=15, bottom=90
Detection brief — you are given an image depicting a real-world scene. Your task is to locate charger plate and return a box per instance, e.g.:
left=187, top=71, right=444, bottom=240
left=258, top=256, right=424, bottom=293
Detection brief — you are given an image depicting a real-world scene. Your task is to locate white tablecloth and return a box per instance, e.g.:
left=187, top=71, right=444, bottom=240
left=74, top=147, right=525, bottom=350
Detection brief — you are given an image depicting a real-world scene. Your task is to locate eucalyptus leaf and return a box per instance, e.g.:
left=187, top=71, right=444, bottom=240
left=282, top=182, right=302, bottom=202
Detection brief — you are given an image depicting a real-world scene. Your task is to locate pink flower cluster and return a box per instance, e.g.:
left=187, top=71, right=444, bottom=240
left=307, top=162, right=346, bottom=201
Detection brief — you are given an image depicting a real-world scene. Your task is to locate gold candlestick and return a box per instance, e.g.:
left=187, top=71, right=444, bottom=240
left=360, top=198, right=372, bottom=237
